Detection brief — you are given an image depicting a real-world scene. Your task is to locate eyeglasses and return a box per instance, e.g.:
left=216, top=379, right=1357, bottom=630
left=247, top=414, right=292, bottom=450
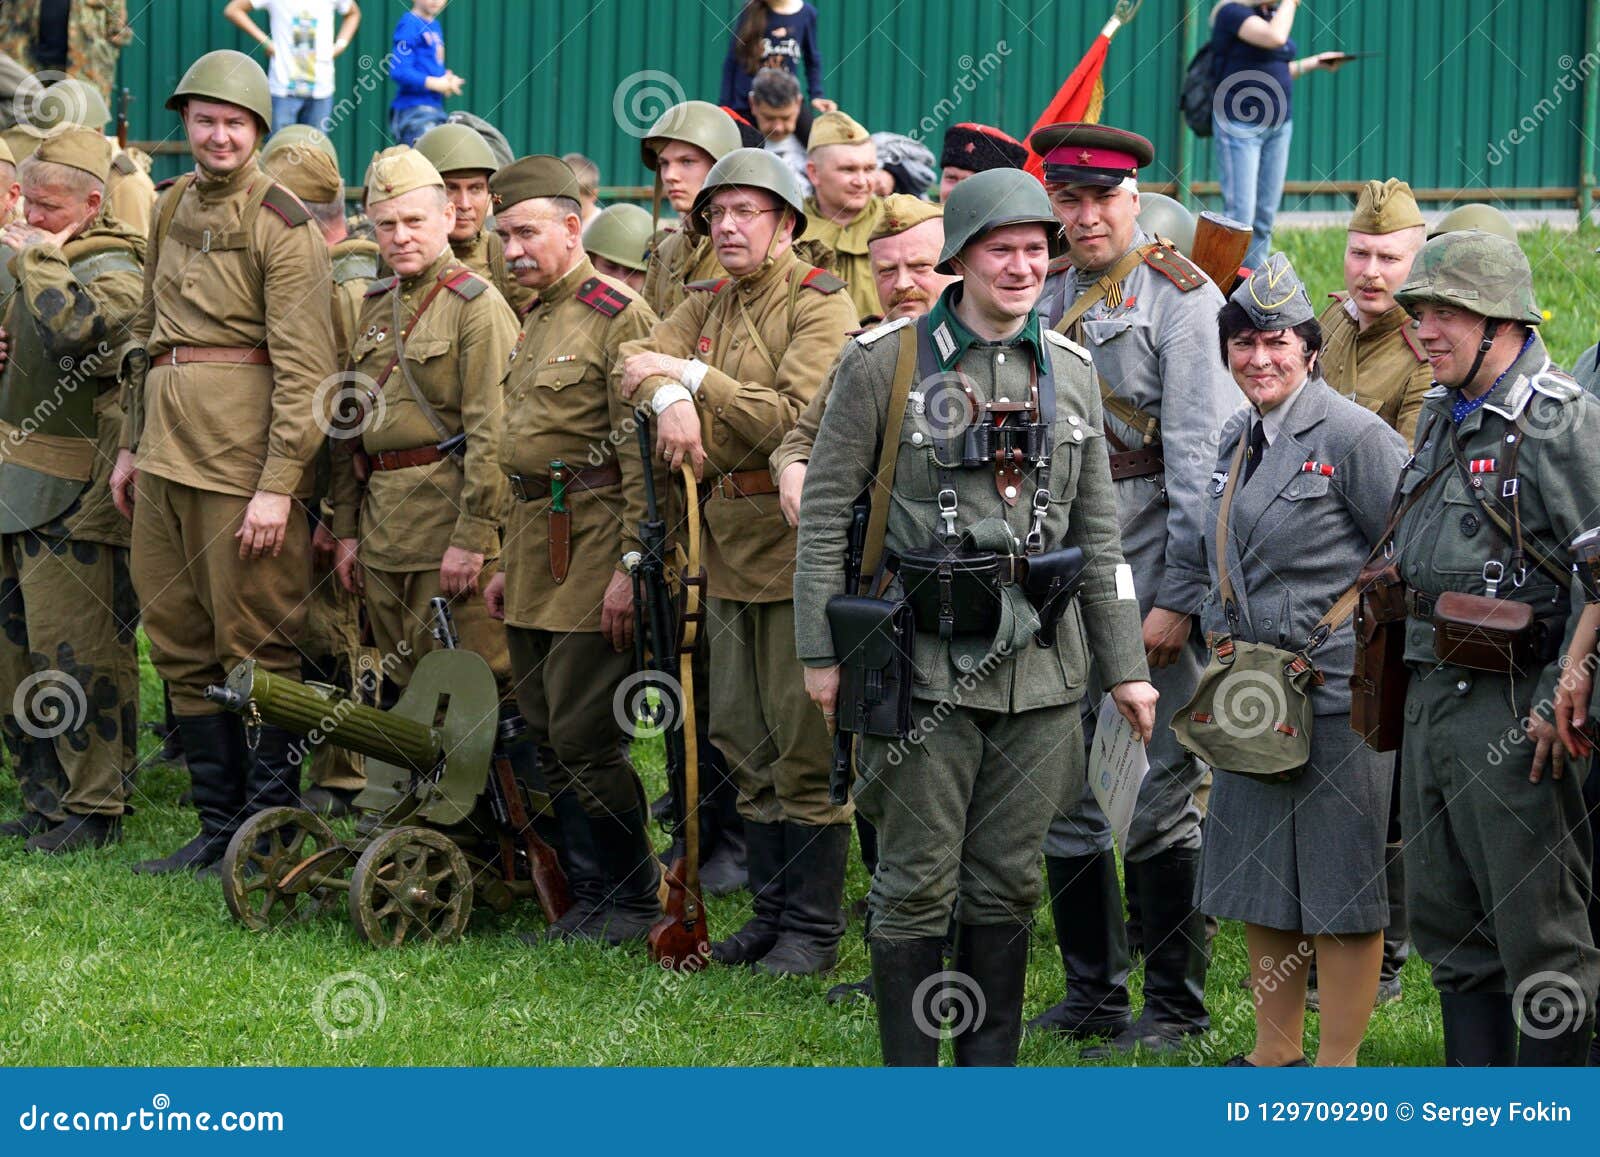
left=703, top=205, right=777, bottom=227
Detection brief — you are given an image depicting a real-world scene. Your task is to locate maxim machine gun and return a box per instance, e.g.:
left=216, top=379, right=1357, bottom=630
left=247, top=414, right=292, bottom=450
left=204, top=598, right=571, bottom=947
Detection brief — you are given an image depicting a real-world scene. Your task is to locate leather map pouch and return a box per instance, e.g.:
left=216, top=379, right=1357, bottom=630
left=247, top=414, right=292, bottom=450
left=1431, top=591, right=1535, bottom=674
left=1350, top=561, right=1410, bottom=752
left=826, top=595, right=915, bottom=739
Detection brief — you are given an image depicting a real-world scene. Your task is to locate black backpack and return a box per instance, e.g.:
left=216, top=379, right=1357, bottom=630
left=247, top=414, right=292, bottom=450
left=1180, top=43, right=1216, bottom=137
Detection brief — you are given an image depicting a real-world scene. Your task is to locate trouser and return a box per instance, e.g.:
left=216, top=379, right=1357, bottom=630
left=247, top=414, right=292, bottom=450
left=362, top=561, right=511, bottom=691
left=0, top=531, right=138, bottom=818
left=859, top=699, right=1084, bottom=940
left=133, top=475, right=309, bottom=714
left=299, top=568, right=367, bottom=792
left=707, top=596, right=848, bottom=827
left=1400, top=665, right=1600, bottom=1010
left=505, top=626, right=641, bottom=818
left=1044, top=637, right=1206, bottom=861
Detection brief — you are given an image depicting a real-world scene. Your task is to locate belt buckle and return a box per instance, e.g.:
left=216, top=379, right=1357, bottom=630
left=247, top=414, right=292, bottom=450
left=171, top=347, right=187, bottom=366
left=717, top=476, right=735, bottom=500
left=509, top=473, right=529, bottom=502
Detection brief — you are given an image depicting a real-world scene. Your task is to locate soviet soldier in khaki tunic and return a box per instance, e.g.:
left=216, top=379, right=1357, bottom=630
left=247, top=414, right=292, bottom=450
left=0, top=129, right=142, bottom=853
left=1318, top=179, right=1433, bottom=445
left=414, top=123, right=534, bottom=316
left=638, top=101, right=742, bottom=321
left=260, top=127, right=374, bottom=815
left=620, top=148, right=858, bottom=976
left=795, top=171, right=1154, bottom=1065
left=330, top=147, right=517, bottom=693
left=803, top=111, right=887, bottom=324
left=482, top=155, right=664, bottom=945
left=113, top=53, right=338, bottom=875
left=1389, top=233, right=1600, bottom=1065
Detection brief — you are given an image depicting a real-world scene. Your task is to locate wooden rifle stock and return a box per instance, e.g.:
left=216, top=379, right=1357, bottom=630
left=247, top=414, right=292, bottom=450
left=489, top=750, right=572, bottom=924
left=1190, top=211, right=1253, bottom=295
left=117, top=87, right=130, bottom=151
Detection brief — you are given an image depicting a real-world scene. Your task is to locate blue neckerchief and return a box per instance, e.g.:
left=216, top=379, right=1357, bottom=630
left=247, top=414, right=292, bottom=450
left=1449, top=330, right=1536, bottom=423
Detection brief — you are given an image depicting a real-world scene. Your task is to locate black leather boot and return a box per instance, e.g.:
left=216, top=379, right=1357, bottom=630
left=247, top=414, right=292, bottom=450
left=26, top=812, right=120, bottom=853
left=952, top=922, right=1030, bottom=1066
left=533, top=792, right=607, bottom=941
left=696, top=745, right=747, bottom=897
left=133, top=713, right=246, bottom=874
left=755, top=822, right=850, bottom=975
left=1517, top=1016, right=1595, bottom=1067
left=870, top=936, right=944, bottom=1066
left=711, top=821, right=786, bottom=964
left=1026, top=852, right=1132, bottom=1040
left=244, top=723, right=301, bottom=815
left=583, top=803, right=662, bottom=945
left=1440, top=991, right=1516, bottom=1066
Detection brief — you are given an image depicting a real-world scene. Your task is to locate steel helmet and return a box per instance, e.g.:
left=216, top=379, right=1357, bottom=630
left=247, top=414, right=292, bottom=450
left=165, top=50, right=272, bottom=134
left=583, top=203, right=654, bottom=272
left=1394, top=230, right=1541, bottom=325
left=415, top=122, right=499, bottom=176
left=689, top=147, right=808, bottom=238
left=641, top=100, right=741, bottom=171
left=936, top=167, right=1063, bottom=273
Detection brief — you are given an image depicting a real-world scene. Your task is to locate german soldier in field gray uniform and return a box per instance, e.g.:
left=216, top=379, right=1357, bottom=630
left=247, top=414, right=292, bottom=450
left=794, top=169, right=1156, bottom=1065
left=1389, top=231, right=1599, bottom=1065
left=1026, top=122, right=1236, bottom=1053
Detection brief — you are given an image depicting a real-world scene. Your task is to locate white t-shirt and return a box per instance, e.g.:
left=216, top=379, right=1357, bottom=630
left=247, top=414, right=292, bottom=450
left=252, top=0, right=353, bottom=99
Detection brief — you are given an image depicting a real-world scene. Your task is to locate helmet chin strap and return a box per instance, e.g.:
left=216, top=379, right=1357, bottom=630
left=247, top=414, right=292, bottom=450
left=758, top=206, right=792, bottom=273
left=1457, top=317, right=1501, bottom=394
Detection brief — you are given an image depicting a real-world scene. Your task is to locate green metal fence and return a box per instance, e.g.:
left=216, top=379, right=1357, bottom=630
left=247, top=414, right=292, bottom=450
left=115, top=0, right=1599, bottom=213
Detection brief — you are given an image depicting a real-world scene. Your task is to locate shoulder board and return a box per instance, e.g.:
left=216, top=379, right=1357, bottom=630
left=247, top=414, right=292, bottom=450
left=111, top=152, right=137, bottom=176
left=332, top=249, right=380, bottom=285
left=853, top=315, right=912, bottom=347
left=576, top=275, right=632, bottom=318
left=154, top=175, right=178, bottom=192
left=1400, top=323, right=1428, bottom=362
left=260, top=183, right=313, bottom=228
left=364, top=274, right=399, bottom=298
left=1423, top=384, right=1450, bottom=400
left=800, top=267, right=847, bottom=294
left=1142, top=245, right=1206, bottom=292
left=1047, top=252, right=1074, bottom=277
left=687, top=277, right=730, bottom=294
left=1042, top=328, right=1092, bottom=363
left=441, top=267, right=489, bottom=300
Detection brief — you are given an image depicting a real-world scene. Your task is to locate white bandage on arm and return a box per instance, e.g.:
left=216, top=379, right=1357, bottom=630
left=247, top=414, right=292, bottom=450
left=1115, top=563, right=1137, bottom=602
left=650, top=383, right=695, bottom=414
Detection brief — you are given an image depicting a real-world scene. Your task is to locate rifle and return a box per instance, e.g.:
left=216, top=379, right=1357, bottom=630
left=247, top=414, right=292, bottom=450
left=828, top=498, right=870, bottom=805
left=117, top=87, right=130, bottom=151
left=627, top=414, right=709, bottom=970
left=428, top=596, right=572, bottom=925
left=1190, top=210, right=1253, bottom=295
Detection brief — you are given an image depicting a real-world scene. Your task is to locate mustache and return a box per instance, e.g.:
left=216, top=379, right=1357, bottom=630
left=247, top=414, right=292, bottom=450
left=510, top=258, right=539, bottom=271
left=887, top=286, right=931, bottom=309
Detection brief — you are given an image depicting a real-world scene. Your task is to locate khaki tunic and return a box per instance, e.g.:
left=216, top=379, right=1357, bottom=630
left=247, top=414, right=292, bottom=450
left=107, top=147, right=157, bottom=239
left=452, top=228, right=534, bottom=316
left=329, top=237, right=381, bottom=363
left=642, top=225, right=724, bottom=322
left=499, top=257, right=657, bottom=631
left=126, top=161, right=337, bottom=499
left=1317, top=293, right=1433, bottom=445
left=621, top=248, right=857, bottom=603
left=801, top=194, right=886, bottom=323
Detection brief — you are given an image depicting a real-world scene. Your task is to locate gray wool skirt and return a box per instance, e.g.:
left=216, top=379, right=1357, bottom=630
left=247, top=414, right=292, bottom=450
left=1195, top=714, right=1393, bottom=935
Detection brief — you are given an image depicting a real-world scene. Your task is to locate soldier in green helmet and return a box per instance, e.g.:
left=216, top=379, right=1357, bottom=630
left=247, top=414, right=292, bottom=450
left=414, top=121, right=532, bottom=313
left=1427, top=202, right=1518, bottom=243
left=620, top=147, right=858, bottom=973
left=638, top=100, right=742, bottom=319
left=113, top=49, right=338, bottom=875
left=0, top=127, right=143, bottom=852
left=1388, top=230, right=1600, bottom=1065
left=582, top=202, right=652, bottom=292
left=1135, top=191, right=1197, bottom=255
left=795, top=167, right=1156, bottom=1063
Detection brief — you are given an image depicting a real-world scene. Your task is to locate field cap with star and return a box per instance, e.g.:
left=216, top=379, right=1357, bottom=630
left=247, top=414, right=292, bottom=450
left=807, top=110, right=871, bottom=154
left=488, top=154, right=582, bottom=211
left=868, top=194, right=942, bottom=244
left=364, top=145, right=444, bottom=206
left=1348, top=178, right=1425, bottom=234
left=31, top=126, right=111, bottom=184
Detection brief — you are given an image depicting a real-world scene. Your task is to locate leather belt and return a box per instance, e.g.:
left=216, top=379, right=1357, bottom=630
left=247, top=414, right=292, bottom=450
left=711, top=469, right=780, bottom=500
left=1107, top=445, right=1164, bottom=482
left=507, top=459, right=622, bottom=502
left=1406, top=590, right=1437, bottom=620
left=151, top=346, right=272, bottom=368
left=369, top=444, right=447, bottom=472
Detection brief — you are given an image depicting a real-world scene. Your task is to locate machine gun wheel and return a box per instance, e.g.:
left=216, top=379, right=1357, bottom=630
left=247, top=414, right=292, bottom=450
left=349, top=826, right=474, bottom=946
left=222, top=806, right=343, bottom=930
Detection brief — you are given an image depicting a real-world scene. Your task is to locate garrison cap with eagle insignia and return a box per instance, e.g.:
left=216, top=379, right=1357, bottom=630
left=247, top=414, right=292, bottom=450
left=1230, top=252, right=1316, bottom=329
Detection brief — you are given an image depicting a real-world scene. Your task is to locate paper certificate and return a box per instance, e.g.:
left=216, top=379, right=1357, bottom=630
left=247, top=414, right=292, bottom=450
left=1089, top=696, right=1150, bottom=854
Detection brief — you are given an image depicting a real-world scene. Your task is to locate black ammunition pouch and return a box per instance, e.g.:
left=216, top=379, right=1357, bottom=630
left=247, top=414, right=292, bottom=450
left=825, top=595, right=915, bottom=739
left=1020, top=546, right=1086, bottom=647
left=895, top=546, right=1005, bottom=640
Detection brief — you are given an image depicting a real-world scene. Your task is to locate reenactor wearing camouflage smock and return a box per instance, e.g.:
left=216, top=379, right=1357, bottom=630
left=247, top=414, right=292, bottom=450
left=414, top=122, right=534, bottom=315
left=330, top=147, right=517, bottom=691
left=1027, top=123, right=1233, bottom=1055
left=802, top=111, right=886, bottom=323
left=482, top=155, right=663, bottom=945
left=794, top=169, right=1155, bottom=1065
left=114, top=52, right=338, bottom=875
left=1389, top=231, right=1599, bottom=1066
left=0, top=0, right=133, bottom=107
left=0, top=128, right=141, bottom=852
left=620, top=148, right=858, bottom=975
left=639, top=100, right=742, bottom=320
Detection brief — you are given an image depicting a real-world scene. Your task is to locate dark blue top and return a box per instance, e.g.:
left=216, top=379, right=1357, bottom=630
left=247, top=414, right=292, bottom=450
left=390, top=12, right=447, bottom=113
left=1210, top=3, right=1295, bottom=127
left=719, top=2, right=825, bottom=114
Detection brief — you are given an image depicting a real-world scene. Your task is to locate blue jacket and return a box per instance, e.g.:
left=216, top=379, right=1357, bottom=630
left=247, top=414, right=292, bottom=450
left=390, top=12, right=446, bottom=113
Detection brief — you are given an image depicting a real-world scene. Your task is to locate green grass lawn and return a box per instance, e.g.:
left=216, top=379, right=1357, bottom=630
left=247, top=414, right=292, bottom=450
left=5, top=224, right=1594, bottom=1067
